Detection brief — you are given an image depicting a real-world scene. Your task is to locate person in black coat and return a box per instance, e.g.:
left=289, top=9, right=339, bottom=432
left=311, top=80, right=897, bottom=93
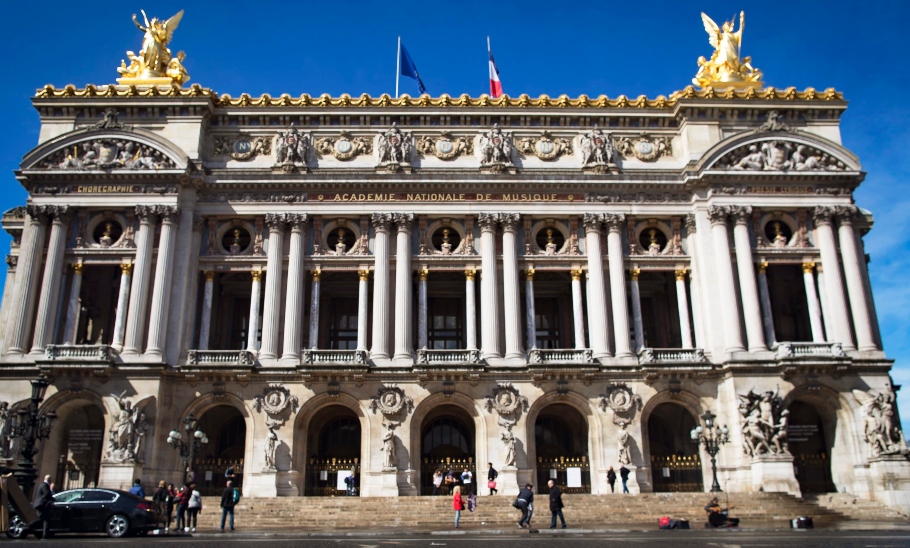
left=619, top=465, right=630, bottom=494
left=32, top=474, right=54, bottom=538
left=547, top=480, right=567, bottom=529
left=607, top=466, right=617, bottom=493
left=516, top=483, right=534, bottom=528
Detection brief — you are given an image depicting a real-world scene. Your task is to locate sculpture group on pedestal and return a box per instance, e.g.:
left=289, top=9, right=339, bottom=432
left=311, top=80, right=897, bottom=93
left=106, top=392, right=150, bottom=463
left=853, top=388, right=908, bottom=457
left=738, top=389, right=788, bottom=458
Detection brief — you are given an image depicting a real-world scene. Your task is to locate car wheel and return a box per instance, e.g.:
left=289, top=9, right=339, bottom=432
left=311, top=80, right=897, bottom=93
left=5, top=514, right=27, bottom=539
left=106, top=514, right=130, bottom=538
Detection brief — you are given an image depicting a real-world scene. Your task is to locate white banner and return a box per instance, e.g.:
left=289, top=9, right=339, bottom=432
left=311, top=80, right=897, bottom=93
left=566, top=467, right=582, bottom=488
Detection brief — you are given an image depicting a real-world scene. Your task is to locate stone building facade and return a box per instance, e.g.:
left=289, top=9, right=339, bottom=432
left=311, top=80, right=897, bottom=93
left=0, top=83, right=907, bottom=508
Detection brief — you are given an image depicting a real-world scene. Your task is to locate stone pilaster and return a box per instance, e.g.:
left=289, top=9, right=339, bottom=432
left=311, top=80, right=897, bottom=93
left=247, top=270, right=262, bottom=351
left=583, top=214, right=610, bottom=358
left=501, top=213, right=523, bottom=360
left=417, top=268, right=428, bottom=350
left=282, top=214, right=308, bottom=363
left=757, top=262, right=777, bottom=348
left=465, top=270, right=477, bottom=350
left=198, top=271, right=215, bottom=350
left=730, top=206, right=767, bottom=352
left=675, top=270, right=693, bottom=349
left=801, top=263, right=826, bottom=343
left=708, top=206, right=746, bottom=354
left=525, top=268, right=536, bottom=350
left=629, top=268, right=643, bottom=352
left=836, top=207, right=877, bottom=351
left=357, top=269, right=369, bottom=351
left=111, top=263, right=133, bottom=351
left=370, top=214, right=392, bottom=361
left=259, top=213, right=287, bottom=360
left=30, top=206, right=70, bottom=353
left=146, top=206, right=180, bottom=359
left=605, top=214, right=632, bottom=358
left=308, top=269, right=321, bottom=350
left=813, top=206, right=854, bottom=351
left=478, top=213, right=502, bottom=360
left=570, top=269, right=586, bottom=349
left=392, top=213, right=414, bottom=363
left=62, top=263, right=84, bottom=345
left=122, top=206, right=156, bottom=356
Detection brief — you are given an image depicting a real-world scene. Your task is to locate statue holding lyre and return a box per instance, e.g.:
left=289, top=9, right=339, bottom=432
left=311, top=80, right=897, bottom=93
left=693, top=11, right=763, bottom=89
left=117, top=9, right=189, bottom=86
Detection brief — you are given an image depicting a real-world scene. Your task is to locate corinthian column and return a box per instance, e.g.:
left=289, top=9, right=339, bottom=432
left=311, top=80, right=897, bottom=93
left=259, top=214, right=287, bottom=360
left=731, top=207, right=768, bottom=352
left=392, top=213, right=414, bottom=362
left=813, top=207, right=854, bottom=350
left=247, top=270, right=263, bottom=351
left=501, top=214, right=523, bottom=360
left=31, top=206, right=71, bottom=352
left=605, top=214, right=632, bottom=358
left=525, top=269, right=537, bottom=350
left=146, top=206, right=180, bottom=358
left=465, top=270, right=478, bottom=350
left=802, top=263, right=825, bottom=343
left=357, top=269, right=369, bottom=351
left=62, top=263, right=84, bottom=345
left=583, top=214, right=609, bottom=358
left=629, top=268, right=643, bottom=352
left=570, top=269, right=586, bottom=349
left=307, top=270, right=321, bottom=350
left=197, top=271, right=215, bottom=350
left=6, top=207, right=48, bottom=354
left=282, top=214, right=308, bottom=362
left=675, top=270, right=693, bottom=349
left=418, top=268, right=428, bottom=350
left=478, top=213, right=502, bottom=359
left=111, top=263, right=133, bottom=351
left=756, top=262, right=777, bottom=347
left=836, top=208, right=877, bottom=351
left=708, top=206, right=746, bottom=354
left=122, top=206, right=156, bottom=356
left=370, top=214, right=392, bottom=361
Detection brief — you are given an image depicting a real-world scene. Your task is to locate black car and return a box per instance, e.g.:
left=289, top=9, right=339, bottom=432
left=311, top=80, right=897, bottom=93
left=7, top=487, right=165, bottom=538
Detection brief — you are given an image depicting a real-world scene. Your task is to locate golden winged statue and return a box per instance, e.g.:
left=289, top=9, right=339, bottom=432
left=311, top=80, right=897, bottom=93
left=116, top=9, right=190, bottom=86
left=692, top=11, right=763, bottom=89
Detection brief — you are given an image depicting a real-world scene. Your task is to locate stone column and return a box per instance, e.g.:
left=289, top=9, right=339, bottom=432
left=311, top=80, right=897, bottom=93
left=6, top=207, right=48, bottom=354
left=629, top=268, right=644, bottom=352
left=465, top=270, right=478, bottom=350
left=816, top=265, right=835, bottom=343
left=392, top=213, right=414, bottom=362
left=731, top=206, right=768, bottom=352
left=122, top=206, right=156, bottom=356
left=570, top=269, right=586, bottom=349
left=802, top=263, right=826, bottom=343
left=370, top=214, right=392, bottom=360
left=282, top=214, right=307, bottom=362
left=525, top=269, right=537, bottom=350
left=30, top=207, right=71, bottom=353
left=605, top=214, right=632, bottom=358
left=583, top=214, right=610, bottom=358
left=247, top=271, right=263, bottom=352
left=259, top=214, right=287, bottom=360
left=836, top=208, right=877, bottom=351
left=61, top=263, right=84, bottom=345
left=307, top=270, right=321, bottom=350
left=708, top=206, right=746, bottom=353
left=813, top=207, right=854, bottom=350
left=111, top=263, right=133, bottom=350
left=418, top=268, right=428, bottom=350
left=501, top=214, right=523, bottom=359
left=357, top=270, right=369, bottom=351
left=478, top=214, right=502, bottom=359
left=146, top=206, right=180, bottom=357
left=675, top=269, right=693, bottom=349
left=757, top=262, right=777, bottom=347
left=198, top=271, right=215, bottom=350
left=684, top=215, right=705, bottom=349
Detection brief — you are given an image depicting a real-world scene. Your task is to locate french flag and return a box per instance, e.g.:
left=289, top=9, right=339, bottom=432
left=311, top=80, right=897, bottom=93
left=487, top=37, right=503, bottom=98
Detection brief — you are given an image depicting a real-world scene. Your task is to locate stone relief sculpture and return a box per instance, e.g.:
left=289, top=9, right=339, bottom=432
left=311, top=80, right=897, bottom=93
left=381, top=421, right=399, bottom=469
left=600, top=383, right=643, bottom=425
left=617, top=421, right=631, bottom=465
left=214, top=135, right=272, bottom=161
left=107, top=391, right=149, bottom=463
left=377, top=123, right=413, bottom=166
left=853, top=389, right=908, bottom=457
left=738, top=388, right=788, bottom=457
left=714, top=141, right=845, bottom=172
left=274, top=125, right=310, bottom=168
left=416, top=132, right=473, bottom=160
left=579, top=126, right=616, bottom=173
left=315, top=131, right=373, bottom=161
left=264, top=427, right=278, bottom=470
left=614, top=134, right=671, bottom=162
left=40, top=140, right=176, bottom=171
left=501, top=423, right=517, bottom=467
left=254, top=383, right=299, bottom=428
left=517, top=132, right=572, bottom=161
left=370, top=384, right=415, bottom=416
left=485, top=384, right=528, bottom=468
left=478, top=124, right=514, bottom=170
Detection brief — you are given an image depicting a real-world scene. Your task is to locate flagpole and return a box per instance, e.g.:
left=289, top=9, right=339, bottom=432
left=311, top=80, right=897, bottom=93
left=395, top=36, right=401, bottom=98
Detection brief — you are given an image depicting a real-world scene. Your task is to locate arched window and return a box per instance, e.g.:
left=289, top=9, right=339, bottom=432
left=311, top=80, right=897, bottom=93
left=535, top=416, right=572, bottom=457
left=318, top=417, right=361, bottom=458
left=422, top=417, right=472, bottom=458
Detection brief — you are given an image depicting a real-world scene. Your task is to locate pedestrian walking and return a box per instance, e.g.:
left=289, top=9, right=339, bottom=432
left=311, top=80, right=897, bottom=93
left=129, top=477, right=145, bottom=497
left=453, top=485, right=465, bottom=529
left=607, top=466, right=617, bottom=493
left=432, top=469, right=443, bottom=495
left=515, top=483, right=534, bottom=528
left=152, top=481, right=170, bottom=532
left=186, top=482, right=202, bottom=532
left=619, top=464, right=630, bottom=494
left=220, top=479, right=239, bottom=531
left=461, top=468, right=473, bottom=494
left=32, top=474, right=53, bottom=539
left=344, top=472, right=355, bottom=496
left=487, top=463, right=498, bottom=495
left=175, top=484, right=190, bottom=532
left=547, top=480, right=567, bottom=529
left=165, top=483, right=177, bottom=531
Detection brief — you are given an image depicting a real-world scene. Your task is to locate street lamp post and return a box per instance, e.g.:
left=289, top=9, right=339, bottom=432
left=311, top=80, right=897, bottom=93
left=167, top=413, right=208, bottom=485
left=7, top=375, right=57, bottom=498
left=690, top=409, right=729, bottom=493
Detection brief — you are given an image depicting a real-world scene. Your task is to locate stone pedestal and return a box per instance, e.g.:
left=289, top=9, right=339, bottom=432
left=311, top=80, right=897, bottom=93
left=751, top=454, right=800, bottom=496
left=497, top=466, right=520, bottom=496
left=868, top=454, right=910, bottom=510
left=378, top=468, right=399, bottom=496
left=99, top=462, right=143, bottom=492
left=276, top=471, right=299, bottom=496
left=244, top=470, right=279, bottom=498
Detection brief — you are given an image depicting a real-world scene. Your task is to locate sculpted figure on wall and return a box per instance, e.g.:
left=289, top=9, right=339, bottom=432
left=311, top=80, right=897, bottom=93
left=738, top=388, right=787, bottom=457
left=854, top=389, right=908, bottom=457
left=501, top=423, right=517, bottom=467
left=107, top=392, right=149, bottom=463
left=274, top=125, right=310, bottom=167
left=264, top=428, right=278, bottom=470
left=714, top=140, right=845, bottom=172
left=377, top=123, right=413, bottom=165
left=381, top=421, right=399, bottom=469
left=254, top=383, right=300, bottom=428
left=579, top=126, right=615, bottom=172
left=478, top=124, right=514, bottom=167
left=617, top=421, right=631, bottom=465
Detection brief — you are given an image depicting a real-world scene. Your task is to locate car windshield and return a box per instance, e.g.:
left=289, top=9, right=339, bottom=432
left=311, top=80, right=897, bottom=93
left=53, top=490, right=83, bottom=503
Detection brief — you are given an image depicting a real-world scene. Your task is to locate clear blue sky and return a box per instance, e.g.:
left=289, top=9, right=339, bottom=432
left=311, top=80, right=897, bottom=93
left=2, top=1, right=909, bottom=429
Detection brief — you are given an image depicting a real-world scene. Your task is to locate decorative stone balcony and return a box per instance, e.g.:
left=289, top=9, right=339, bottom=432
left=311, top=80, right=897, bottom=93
left=302, top=349, right=367, bottom=366
left=638, top=347, right=708, bottom=364
left=774, top=342, right=847, bottom=360
left=41, top=344, right=114, bottom=365
left=185, top=349, right=255, bottom=366
left=416, top=348, right=482, bottom=365
left=528, top=348, right=595, bottom=365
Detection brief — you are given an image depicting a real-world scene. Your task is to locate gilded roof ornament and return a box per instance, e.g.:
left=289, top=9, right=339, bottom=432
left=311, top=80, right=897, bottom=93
left=116, top=9, right=190, bottom=87
left=693, top=11, right=764, bottom=90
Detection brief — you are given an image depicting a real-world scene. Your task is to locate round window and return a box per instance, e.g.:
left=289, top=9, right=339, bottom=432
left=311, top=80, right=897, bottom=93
left=92, top=220, right=123, bottom=247
left=535, top=227, right=565, bottom=254
left=222, top=227, right=251, bottom=254
left=431, top=227, right=461, bottom=254
left=327, top=227, right=357, bottom=254
left=639, top=227, right=668, bottom=254
left=764, top=220, right=792, bottom=246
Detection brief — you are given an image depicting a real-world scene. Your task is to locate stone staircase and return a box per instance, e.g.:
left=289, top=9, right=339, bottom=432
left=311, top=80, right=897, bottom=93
left=187, top=492, right=906, bottom=530
left=803, top=493, right=909, bottom=520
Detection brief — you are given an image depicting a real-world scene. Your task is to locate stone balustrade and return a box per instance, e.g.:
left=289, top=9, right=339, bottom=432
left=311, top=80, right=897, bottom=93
left=638, top=347, right=708, bottom=364
left=774, top=341, right=847, bottom=359
left=186, top=349, right=255, bottom=366
left=528, top=348, right=595, bottom=365
left=43, top=344, right=113, bottom=363
left=302, top=349, right=367, bottom=366
left=416, top=348, right=482, bottom=365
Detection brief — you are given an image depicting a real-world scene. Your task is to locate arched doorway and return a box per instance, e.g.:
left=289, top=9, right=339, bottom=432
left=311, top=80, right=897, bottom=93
left=40, top=401, right=105, bottom=490
left=788, top=400, right=835, bottom=493
left=305, top=406, right=362, bottom=496
left=420, top=405, right=475, bottom=495
left=194, top=405, right=246, bottom=495
left=535, top=404, right=590, bottom=494
left=647, top=402, right=703, bottom=492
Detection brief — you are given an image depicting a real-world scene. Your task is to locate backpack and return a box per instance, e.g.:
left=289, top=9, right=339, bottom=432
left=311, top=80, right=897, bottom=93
left=467, top=493, right=477, bottom=513
left=232, top=487, right=241, bottom=503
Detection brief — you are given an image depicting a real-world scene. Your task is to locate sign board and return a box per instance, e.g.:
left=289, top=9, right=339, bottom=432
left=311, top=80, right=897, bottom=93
left=336, top=470, right=351, bottom=491
left=205, top=471, right=213, bottom=481
left=787, top=424, right=820, bottom=443
left=566, top=467, right=582, bottom=488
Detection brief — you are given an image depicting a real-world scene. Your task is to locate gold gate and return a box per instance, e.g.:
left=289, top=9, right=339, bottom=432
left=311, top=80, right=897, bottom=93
left=650, top=454, right=703, bottom=492
left=421, top=456, right=475, bottom=496
left=794, top=452, right=834, bottom=493
left=192, top=457, right=244, bottom=495
left=536, top=456, right=591, bottom=494
left=305, top=457, right=360, bottom=496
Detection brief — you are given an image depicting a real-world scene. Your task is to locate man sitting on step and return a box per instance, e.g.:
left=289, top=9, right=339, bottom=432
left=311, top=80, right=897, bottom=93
left=704, top=496, right=739, bottom=528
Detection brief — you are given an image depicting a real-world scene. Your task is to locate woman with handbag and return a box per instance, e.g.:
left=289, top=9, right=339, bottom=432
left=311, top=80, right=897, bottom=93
left=487, top=463, right=498, bottom=496
left=453, top=485, right=465, bottom=529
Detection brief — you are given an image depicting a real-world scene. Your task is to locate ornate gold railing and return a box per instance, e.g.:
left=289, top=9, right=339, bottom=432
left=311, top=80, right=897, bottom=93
left=305, top=457, right=360, bottom=496
left=421, top=456, right=476, bottom=496
left=650, top=454, right=703, bottom=492
left=536, top=455, right=591, bottom=494
left=191, top=457, right=244, bottom=495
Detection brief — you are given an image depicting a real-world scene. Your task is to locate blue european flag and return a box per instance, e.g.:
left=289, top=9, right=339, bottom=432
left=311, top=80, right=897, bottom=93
left=399, top=42, right=427, bottom=95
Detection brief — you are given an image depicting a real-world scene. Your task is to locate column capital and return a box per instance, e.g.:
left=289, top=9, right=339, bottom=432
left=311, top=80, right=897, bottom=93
left=156, top=205, right=179, bottom=223
left=759, top=261, right=769, bottom=273
left=582, top=213, right=603, bottom=233
left=120, top=262, right=133, bottom=275
left=802, top=262, right=816, bottom=274
left=812, top=206, right=836, bottom=226
left=47, top=205, right=72, bottom=224
left=358, top=269, right=370, bottom=281
left=675, top=269, right=687, bottom=281
left=525, top=268, right=535, bottom=281
left=835, top=205, right=858, bottom=226
left=265, top=213, right=288, bottom=231
left=477, top=213, right=500, bottom=231
left=392, top=213, right=414, bottom=232
left=6, top=255, right=17, bottom=271
left=371, top=213, right=392, bottom=232
left=685, top=213, right=697, bottom=234
left=501, top=213, right=521, bottom=233
left=288, top=213, right=309, bottom=230
left=251, top=270, right=263, bottom=282
left=570, top=269, right=583, bottom=281
left=71, top=262, right=84, bottom=274
left=25, top=205, right=50, bottom=224
left=630, top=267, right=640, bottom=281
left=418, top=268, right=429, bottom=281
left=465, top=269, right=476, bottom=281
left=730, top=206, right=753, bottom=225
left=604, top=213, right=626, bottom=233
left=134, top=205, right=157, bottom=223
left=311, top=269, right=322, bottom=281
left=204, top=270, right=216, bottom=282
left=707, top=205, right=729, bottom=226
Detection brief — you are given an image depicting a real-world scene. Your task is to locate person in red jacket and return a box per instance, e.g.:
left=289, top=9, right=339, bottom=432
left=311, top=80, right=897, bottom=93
left=453, top=485, right=465, bottom=529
